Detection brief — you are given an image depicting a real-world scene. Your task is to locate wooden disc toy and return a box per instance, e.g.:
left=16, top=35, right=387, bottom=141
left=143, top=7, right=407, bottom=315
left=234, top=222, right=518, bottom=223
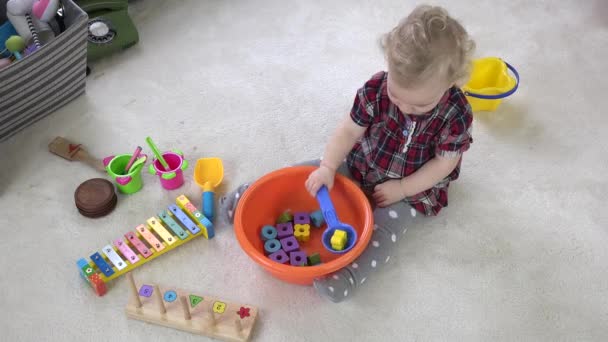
left=74, top=178, right=117, bottom=218
left=48, top=136, right=105, bottom=172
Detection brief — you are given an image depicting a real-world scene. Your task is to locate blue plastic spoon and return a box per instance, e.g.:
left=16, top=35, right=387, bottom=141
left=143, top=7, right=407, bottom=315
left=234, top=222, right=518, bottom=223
left=316, top=186, right=358, bottom=254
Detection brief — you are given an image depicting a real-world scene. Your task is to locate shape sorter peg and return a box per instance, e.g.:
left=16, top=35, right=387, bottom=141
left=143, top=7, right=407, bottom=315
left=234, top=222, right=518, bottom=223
left=125, top=274, right=259, bottom=342
left=76, top=195, right=210, bottom=297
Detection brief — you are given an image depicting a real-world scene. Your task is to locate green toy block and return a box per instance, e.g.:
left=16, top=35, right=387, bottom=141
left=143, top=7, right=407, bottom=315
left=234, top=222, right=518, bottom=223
left=277, top=211, right=293, bottom=224
left=307, top=253, right=321, bottom=266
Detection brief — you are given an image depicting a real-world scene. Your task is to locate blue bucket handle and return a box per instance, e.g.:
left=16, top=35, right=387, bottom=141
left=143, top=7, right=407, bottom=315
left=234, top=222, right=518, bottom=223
left=464, top=61, right=520, bottom=100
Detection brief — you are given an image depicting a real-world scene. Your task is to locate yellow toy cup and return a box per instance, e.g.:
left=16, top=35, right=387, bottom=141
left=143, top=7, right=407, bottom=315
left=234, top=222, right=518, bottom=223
left=462, top=57, right=520, bottom=112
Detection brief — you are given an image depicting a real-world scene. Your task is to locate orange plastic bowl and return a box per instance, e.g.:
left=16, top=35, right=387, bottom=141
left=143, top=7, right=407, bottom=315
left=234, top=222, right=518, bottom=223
left=234, top=166, right=373, bottom=285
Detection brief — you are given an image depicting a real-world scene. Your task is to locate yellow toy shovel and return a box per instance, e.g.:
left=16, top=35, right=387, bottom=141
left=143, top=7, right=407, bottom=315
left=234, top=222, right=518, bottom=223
left=193, top=157, right=224, bottom=221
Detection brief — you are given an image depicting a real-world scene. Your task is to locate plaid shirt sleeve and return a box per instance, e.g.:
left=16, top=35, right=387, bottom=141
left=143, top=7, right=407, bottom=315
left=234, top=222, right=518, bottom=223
left=350, top=72, right=384, bottom=127
left=436, top=104, right=474, bottom=158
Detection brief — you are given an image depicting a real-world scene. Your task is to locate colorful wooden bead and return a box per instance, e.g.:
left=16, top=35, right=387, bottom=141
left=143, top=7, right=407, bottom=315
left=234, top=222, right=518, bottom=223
left=307, top=253, right=321, bottom=266
left=276, top=222, right=294, bottom=238
left=330, top=229, right=347, bottom=251
left=277, top=211, right=293, bottom=224
left=294, top=212, right=310, bottom=225
left=268, top=250, right=289, bottom=264
left=309, top=210, right=325, bottom=228
left=260, top=225, right=278, bottom=241
left=280, top=236, right=300, bottom=253
left=289, top=251, right=307, bottom=266
left=293, top=224, right=311, bottom=242
left=264, top=239, right=281, bottom=255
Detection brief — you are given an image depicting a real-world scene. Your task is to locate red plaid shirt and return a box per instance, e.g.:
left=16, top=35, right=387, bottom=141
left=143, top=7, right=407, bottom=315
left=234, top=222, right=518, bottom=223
left=346, top=71, right=473, bottom=216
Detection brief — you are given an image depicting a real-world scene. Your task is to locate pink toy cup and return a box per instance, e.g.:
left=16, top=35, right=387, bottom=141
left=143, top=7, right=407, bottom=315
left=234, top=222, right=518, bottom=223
left=148, top=150, right=188, bottom=190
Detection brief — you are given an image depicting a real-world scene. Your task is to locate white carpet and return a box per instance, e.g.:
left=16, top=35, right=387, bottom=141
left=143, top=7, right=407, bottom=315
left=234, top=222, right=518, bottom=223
left=1, top=0, right=608, bottom=341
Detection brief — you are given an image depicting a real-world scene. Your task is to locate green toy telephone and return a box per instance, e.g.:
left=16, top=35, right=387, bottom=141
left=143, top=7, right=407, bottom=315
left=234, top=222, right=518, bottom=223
left=74, top=0, right=138, bottom=61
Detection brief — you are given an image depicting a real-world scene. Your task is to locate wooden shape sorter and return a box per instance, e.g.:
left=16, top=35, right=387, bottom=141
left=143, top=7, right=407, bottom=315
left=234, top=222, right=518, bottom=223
left=125, top=273, right=259, bottom=342
left=77, top=195, right=213, bottom=296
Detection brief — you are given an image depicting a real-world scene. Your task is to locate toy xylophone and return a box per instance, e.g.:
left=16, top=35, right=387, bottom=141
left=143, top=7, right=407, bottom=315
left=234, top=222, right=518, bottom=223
left=77, top=195, right=214, bottom=296
left=125, top=273, right=259, bottom=342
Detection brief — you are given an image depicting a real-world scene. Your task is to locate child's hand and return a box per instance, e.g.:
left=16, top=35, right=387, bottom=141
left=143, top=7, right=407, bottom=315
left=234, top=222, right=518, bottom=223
left=305, top=165, right=336, bottom=197
left=373, top=179, right=406, bottom=207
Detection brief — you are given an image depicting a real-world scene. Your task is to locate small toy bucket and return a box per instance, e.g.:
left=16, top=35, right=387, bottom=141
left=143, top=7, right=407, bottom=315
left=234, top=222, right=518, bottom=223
left=462, top=57, right=520, bottom=112
left=103, top=154, right=148, bottom=194
left=148, top=150, right=188, bottom=190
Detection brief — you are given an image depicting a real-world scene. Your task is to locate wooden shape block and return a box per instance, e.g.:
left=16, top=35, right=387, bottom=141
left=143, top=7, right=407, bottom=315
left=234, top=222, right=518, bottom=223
left=89, top=273, right=107, bottom=296
left=125, top=281, right=259, bottom=342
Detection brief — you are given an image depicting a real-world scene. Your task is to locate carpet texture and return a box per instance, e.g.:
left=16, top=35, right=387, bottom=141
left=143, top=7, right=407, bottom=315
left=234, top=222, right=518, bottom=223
left=1, top=0, right=607, bottom=341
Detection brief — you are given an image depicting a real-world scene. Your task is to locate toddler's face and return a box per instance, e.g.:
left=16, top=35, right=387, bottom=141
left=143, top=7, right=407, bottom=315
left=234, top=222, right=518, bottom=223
left=387, top=72, right=450, bottom=115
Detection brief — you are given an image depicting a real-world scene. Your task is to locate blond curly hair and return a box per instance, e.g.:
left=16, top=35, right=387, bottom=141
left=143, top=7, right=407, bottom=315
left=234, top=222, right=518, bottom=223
left=382, top=5, right=476, bottom=88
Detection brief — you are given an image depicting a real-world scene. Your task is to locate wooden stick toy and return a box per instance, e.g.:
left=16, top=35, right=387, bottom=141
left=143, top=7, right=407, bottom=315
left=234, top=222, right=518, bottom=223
left=48, top=136, right=105, bottom=172
left=76, top=195, right=215, bottom=296
left=125, top=273, right=259, bottom=342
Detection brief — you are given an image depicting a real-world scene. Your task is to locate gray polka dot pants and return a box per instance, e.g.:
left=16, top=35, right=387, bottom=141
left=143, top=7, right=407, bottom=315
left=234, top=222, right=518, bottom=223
left=218, top=160, right=421, bottom=303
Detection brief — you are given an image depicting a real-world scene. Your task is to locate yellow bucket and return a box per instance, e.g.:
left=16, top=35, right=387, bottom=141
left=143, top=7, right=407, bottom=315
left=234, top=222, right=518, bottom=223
left=462, top=57, right=520, bottom=112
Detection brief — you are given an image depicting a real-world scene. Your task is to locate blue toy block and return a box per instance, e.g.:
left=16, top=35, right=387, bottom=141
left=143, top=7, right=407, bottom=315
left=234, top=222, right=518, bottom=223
left=268, top=249, right=289, bottom=264
left=289, top=251, right=307, bottom=266
left=90, top=252, right=114, bottom=277
left=280, top=236, right=299, bottom=253
left=276, top=222, right=294, bottom=238
left=294, top=212, right=310, bottom=225
left=260, top=225, right=278, bottom=241
left=309, top=210, right=325, bottom=228
left=264, top=239, right=281, bottom=255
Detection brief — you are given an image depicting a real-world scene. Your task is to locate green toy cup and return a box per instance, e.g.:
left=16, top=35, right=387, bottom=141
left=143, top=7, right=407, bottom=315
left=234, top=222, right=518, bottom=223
left=102, top=153, right=148, bottom=194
